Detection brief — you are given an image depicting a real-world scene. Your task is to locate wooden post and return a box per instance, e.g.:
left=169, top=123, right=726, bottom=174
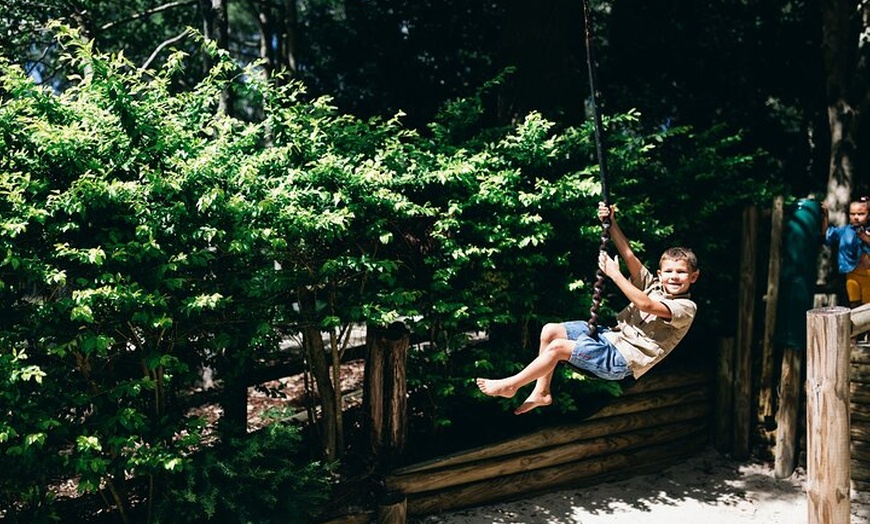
left=384, top=322, right=410, bottom=461
left=774, top=344, right=802, bottom=478
left=364, top=322, right=410, bottom=466
left=759, top=196, right=784, bottom=429
left=734, top=205, right=758, bottom=460
left=364, top=325, right=386, bottom=457
left=377, top=491, right=407, bottom=524
left=806, top=306, right=851, bottom=524
left=715, top=337, right=735, bottom=453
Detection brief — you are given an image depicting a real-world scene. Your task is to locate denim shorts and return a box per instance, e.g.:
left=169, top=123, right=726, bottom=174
left=563, top=321, right=633, bottom=381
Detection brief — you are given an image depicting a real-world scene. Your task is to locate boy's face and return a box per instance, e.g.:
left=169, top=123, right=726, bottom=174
left=657, top=258, right=699, bottom=295
left=849, top=202, right=869, bottom=227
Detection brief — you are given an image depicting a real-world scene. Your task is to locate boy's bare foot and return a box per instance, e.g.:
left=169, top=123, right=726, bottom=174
left=514, top=391, right=552, bottom=415
left=476, top=378, right=517, bottom=398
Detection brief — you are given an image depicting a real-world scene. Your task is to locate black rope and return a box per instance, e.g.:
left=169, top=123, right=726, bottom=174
left=582, top=0, right=610, bottom=338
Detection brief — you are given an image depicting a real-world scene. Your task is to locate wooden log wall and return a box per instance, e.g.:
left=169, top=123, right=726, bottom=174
left=852, top=307, right=870, bottom=520
left=384, top=368, right=712, bottom=517
left=852, top=343, right=870, bottom=495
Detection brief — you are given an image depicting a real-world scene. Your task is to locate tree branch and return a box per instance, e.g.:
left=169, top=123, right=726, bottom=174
left=142, top=29, right=193, bottom=69
left=100, top=0, right=198, bottom=32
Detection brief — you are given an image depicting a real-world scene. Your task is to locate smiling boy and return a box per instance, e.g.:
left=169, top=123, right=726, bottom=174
left=477, top=202, right=700, bottom=415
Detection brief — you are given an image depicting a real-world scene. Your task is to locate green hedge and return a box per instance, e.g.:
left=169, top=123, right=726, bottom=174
left=0, top=29, right=762, bottom=522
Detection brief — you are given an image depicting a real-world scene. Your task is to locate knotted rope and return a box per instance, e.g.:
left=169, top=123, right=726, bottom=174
left=582, top=0, right=611, bottom=338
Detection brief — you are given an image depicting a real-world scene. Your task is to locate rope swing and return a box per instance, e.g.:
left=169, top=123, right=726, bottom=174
left=582, top=0, right=611, bottom=338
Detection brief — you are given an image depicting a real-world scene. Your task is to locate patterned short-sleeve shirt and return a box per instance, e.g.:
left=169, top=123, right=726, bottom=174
left=602, top=264, right=697, bottom=379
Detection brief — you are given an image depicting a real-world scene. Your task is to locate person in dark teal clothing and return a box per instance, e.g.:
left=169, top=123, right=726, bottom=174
left=822, top=196, right=870, bottom=307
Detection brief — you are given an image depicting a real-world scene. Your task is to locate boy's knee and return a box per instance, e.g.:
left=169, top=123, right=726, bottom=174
left=541, top=323, right=564, bottom=341
left=543, top=339, right=574, bottom=361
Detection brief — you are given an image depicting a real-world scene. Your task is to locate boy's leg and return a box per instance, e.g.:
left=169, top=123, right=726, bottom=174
left=513, top=323, right=570, bottom=415
left=476, top=323, right=574, bottom=413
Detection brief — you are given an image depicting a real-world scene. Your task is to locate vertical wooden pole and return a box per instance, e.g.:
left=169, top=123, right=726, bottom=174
left=364, top=325, right=386, bottom=457
left=384, top=322, right=410, bottom=462
left=806, top=306, right=851, bottom=524
left=774, top=344, right=802, bottom=478
left=365, top=322, right=410, bottom=467
left=734, top=205, right=758, bottom=460
left=759, top=196, right=785, bottom=428
left=377, top=491, right=407, bottom=524
left=715, top=337, right=736, bottom=453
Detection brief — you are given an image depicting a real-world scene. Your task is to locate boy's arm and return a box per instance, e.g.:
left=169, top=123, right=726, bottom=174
left=599, top=202, right=643, bottom=281
left=599, top=252, right=673, bottom=319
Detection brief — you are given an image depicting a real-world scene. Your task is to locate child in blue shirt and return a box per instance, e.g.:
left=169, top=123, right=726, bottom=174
left=822, top=196, right=870, bottom=307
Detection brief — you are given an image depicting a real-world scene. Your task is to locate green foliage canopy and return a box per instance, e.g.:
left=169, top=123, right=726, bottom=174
left=0, top=29, right=763, bottom=520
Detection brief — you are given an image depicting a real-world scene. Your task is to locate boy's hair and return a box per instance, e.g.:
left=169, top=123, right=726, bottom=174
left=853, top=196, right=869, bottom=206
left=660, top=247, right=699, bottom=272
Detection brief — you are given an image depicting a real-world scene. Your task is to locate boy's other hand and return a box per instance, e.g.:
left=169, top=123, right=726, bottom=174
left=598, top=251, right=621, bottom=278
left=597, top=201, right=615, bottom=223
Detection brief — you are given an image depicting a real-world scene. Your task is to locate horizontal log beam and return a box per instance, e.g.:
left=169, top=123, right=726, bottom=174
left=588, top=386, right=709, bottom=421
left=852, top=344, right=870, bottom=364
left=849, top=386, right=870, bottom=404
left=618, top=369, right=711, bottom=396
left=388, top=418, right=705, bottom=494
left=393, top=390, right=709, bottom=475
left=406, top=435, right=708, bottom=516
left=850, top=403, right=870, bottom=422
left=851, top=439, right=870, bottom=462
left=851, top=421, right=870, bottom=442
left=853, top=304, right=870, bottom=337
left=850, top=365, right=870, bottom=384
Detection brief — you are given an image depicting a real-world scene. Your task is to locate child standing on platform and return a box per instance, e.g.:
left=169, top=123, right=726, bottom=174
left=822, top=196, right=870, bottom=308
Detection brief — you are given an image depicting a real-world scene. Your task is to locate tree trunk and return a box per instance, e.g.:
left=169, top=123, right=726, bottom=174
left=248, top=0, right=296, bottom=79
left=280, top=0, right=298, bottom=75
left=199, top=0, right=229, bottom=49
left=219, top=371, right=249, bottom=439
left=199, top=0, right=231, bottom=113
left=299, top=288, right=342, bottom=461
left=820, top=0, right=866, bottom=220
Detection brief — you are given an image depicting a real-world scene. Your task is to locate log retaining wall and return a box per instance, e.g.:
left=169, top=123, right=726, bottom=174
left=852, top=343, right=870, bottom=495
left=387, top=367, right=713, bottom=517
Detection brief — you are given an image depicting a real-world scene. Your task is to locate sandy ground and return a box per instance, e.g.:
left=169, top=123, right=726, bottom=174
left=413, top=448, right=870, bottom=524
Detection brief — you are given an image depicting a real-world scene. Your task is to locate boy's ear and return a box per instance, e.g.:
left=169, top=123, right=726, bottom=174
left=689, top=270, right=700, bottom=283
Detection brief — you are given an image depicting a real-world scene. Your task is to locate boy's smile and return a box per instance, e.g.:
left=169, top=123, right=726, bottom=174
left=657, top=259, right=699, bottom=296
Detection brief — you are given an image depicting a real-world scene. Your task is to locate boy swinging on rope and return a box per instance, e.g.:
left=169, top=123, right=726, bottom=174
left=476, top=202, right=700, bottom=415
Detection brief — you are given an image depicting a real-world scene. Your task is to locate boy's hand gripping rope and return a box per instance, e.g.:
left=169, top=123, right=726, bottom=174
left=583, top=0, right=610, bottom=338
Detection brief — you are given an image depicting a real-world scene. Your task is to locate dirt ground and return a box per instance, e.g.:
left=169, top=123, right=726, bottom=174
left=412, top=448, right=870, bottom=524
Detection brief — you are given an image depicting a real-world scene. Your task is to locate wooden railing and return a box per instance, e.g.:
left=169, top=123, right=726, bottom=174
left=805, top=303, right=870, bottom=524
left=854, top=304, right=870, bottom=338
